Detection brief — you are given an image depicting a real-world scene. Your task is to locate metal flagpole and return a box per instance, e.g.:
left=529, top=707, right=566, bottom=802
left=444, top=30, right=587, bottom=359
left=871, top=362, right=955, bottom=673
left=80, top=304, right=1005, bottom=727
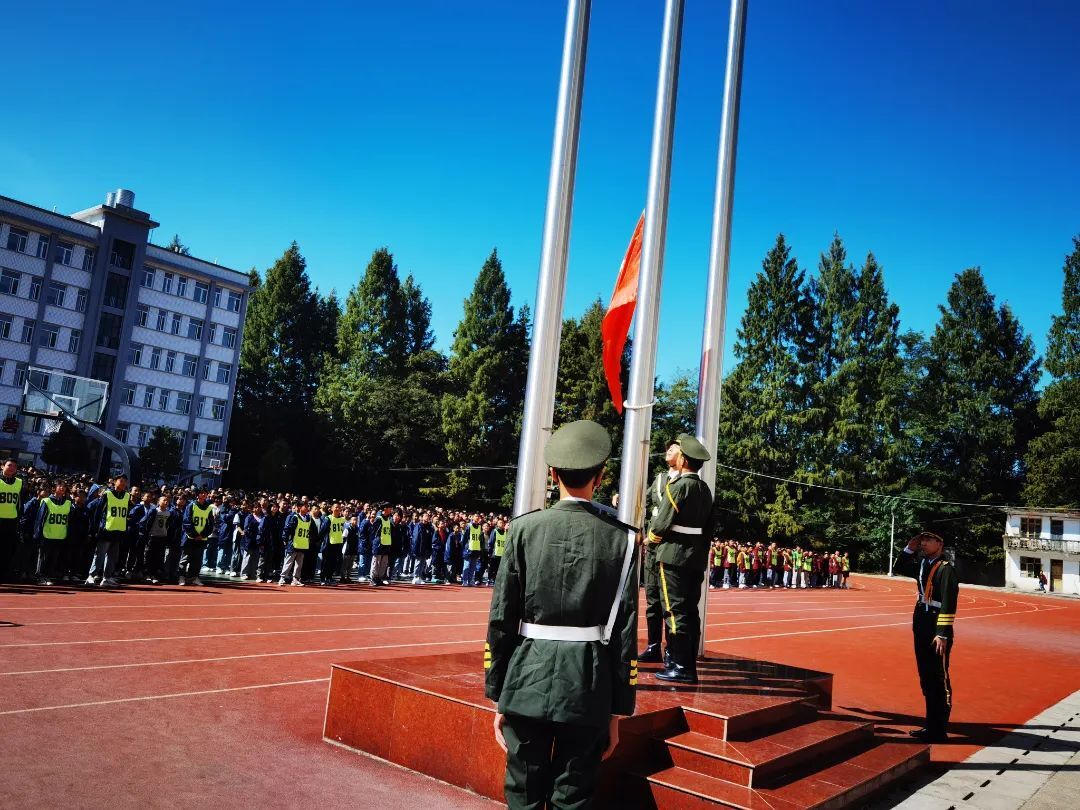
left=695, top=0, right=749, bottom=655
left=512, top=0, right=592, bottom=517
left=617, top=0, right=685, bottom=529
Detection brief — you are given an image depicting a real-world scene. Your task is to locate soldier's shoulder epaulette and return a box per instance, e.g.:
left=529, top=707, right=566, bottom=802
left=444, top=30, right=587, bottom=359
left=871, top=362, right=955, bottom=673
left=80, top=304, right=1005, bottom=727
left=509, top=509, right=541, bottom=523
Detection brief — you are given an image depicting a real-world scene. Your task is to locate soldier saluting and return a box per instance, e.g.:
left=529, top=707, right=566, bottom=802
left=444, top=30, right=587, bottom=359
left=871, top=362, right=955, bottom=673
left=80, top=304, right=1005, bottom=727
left=897, top=530, right=959, bottom=743
left=485, top=420, right=639, bottom=809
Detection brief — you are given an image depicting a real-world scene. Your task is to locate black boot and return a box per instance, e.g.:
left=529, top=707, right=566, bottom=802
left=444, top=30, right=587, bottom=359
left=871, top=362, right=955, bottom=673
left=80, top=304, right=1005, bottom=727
left=638, top=642, right=663, bottom=663
left=655, top=635, right=698, bottom=685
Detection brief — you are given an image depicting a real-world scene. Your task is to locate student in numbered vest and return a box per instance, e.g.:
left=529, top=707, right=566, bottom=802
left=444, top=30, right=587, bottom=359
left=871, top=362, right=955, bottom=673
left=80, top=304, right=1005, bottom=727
left=33, top=481, right=71, bottom=585
left=320, top=503, right=346, bottom=586
left=340, top=513, right=359, bottom=583
left=279, top=502, right=313, bottom=586
left=86, top=474, right=132, bottom=588
left=486, top=420, right=638, bottom=810
left=140, top=495, right=175, bottom=584
left=486, top=518, right=508, bottom=586
left=369, top=504, right=394, bottom=586
left=462, top=513, right=485, bottom=587
left=898, top=531, right=959, bottom=743
left=0, top=458, right=28, bottom=583
left=179, top=490, right=216, bottom=586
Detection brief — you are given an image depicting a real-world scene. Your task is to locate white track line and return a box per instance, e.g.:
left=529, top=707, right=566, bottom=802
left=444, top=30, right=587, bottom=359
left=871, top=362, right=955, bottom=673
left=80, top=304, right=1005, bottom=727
left=19, top=608, right=492, bottom=627
left=0, top=596, right=489, bottom=611
left=0, top=621, right=484, bottom=648
left=0, top=637, right=486, bottom=677
left=0, top=677, right=330, bottom=717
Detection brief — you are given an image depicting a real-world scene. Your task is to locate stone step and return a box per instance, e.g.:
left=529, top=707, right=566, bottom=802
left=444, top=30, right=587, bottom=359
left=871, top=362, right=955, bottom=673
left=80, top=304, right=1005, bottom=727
left=682, top=695, right=818, bottom=740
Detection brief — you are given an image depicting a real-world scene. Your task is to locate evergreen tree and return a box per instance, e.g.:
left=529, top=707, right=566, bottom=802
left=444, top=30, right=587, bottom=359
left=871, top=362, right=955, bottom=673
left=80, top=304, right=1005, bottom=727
left=337, top=248, right=408, bottom=377
left=909, top=268, right=1041, bottom=563
left=40, top=420, right=91, bottom=472
left=716, top=235, right=813, bottom=539
left=139, top=427, right=184, bottom=482
left=441, top=249, right=529, bottom=501
left=165, top=234, right=190, bottom=255
left=1025, top=236, right=1080, bottom=507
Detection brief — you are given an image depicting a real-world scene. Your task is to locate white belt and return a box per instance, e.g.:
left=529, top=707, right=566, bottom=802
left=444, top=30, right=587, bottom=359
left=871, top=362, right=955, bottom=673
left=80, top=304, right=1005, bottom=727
left=519, top=622, right=603, bottom=642
left=918, top=598, right=942, bottom=608
left=669, top=525, right=702, bottom=535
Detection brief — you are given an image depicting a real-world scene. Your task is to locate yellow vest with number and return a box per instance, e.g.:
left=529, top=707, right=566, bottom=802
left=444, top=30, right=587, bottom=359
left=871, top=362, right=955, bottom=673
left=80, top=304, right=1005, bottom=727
left=0, top=477, right=22, bottom=519
left=726, top=547, right=736, bottom=564
left=104, top=491, right=130, bottom=532
left=292, top=516, right=312, bottom=550
left=713, top=547, right=723, bottom=566
left=329, top=516, right=345, bottom=545
left=380, top=519, right=392, bottom=546
left=493, top=530, right=506, bottom=557
left=42, top=498, right=71, bottom=540
left=469, top=525, right=482, bottom=552
left=190, top=503, right=213, bottom=536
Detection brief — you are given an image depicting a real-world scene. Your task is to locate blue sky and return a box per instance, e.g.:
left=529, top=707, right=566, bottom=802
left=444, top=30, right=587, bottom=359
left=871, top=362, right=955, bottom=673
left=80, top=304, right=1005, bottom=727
left=4, top=0, right=1078, bottom=384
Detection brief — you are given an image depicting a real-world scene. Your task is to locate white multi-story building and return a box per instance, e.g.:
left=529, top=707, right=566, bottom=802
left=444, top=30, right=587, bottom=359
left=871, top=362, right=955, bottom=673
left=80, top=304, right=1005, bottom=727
left=1003, top=508, right=1080, bottom=595
left=0, top=188, right=250, bottom=474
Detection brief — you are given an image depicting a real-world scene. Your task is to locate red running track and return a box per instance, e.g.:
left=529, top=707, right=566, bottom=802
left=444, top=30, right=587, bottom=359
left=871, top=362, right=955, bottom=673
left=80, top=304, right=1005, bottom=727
left=1, top=576, right=1077, bottom=808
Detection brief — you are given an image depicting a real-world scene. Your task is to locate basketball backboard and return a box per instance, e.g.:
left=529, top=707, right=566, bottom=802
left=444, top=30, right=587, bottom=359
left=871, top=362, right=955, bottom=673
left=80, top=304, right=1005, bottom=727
left=22, top=367, right=108, bottom=424
left=199, top=449, right=231, bottom=474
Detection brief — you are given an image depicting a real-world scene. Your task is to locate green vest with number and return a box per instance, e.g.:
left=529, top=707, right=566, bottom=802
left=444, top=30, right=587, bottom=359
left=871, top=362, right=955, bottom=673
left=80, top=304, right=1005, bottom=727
left=329, top=516, right=345, bottom=545
left=42, top=497, right=71, bottom=540
left=713, top=547, right=723, bottom=566
left=190, top=503, right=213, bottom=536
left=104, top=491, right=130, bottom=532
left=469, top=525, right=482, bottom=552
left=0, top=477, right=22, bottom=519
left=292, top=516, right=312, bottom=550
left=380, top=519, right=392, bottom=546
left=726, top=547, right=736, bottom=564
left=493, top=529, right=506, bottom=557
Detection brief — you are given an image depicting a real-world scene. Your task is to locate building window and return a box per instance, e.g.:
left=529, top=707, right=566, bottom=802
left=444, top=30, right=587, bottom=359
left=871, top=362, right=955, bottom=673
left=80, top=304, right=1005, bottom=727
left=82, top=249, right=95, bottom=271
left=222, top=327, right=237, bottom=349
left=141, top=267, right=155, bottom=288
left=96, top=312, right=123, bottom=349
left=202, top=359, right=212, bottom=380
left=103, top=272, right=129, bottom=308
left=155, top=309, right=167, bottom=332
left=38, top=324, right=59, bottom=349
left=29, top=278, right=41, bottom=301
left=199, top=396, right=210, bottom=418
left=194, top=281, right=209, bottom=304
left=143, top=387, right=155, bottom=409
left=0, top=268, right=20, bottom=295
left=1019, top=556, right=1040, bottom=577
left=76, top=289, right=88, bottom=312
left=35, top=235, right=50, bottom=259
left=123, top=383, right=136, bottom=405
left=208, top=324, right=217, bottom=344
left=157, top=389, right=169, bottom=411
left=213, top=287, right=222, bottom=308
left=227, top=290, right=242, bottom=313
left=129, top=343, right=143, bottom=366
left=0, top=314, right=11, bottom=340
left=6, top=228, right=29, bottom=253
left=205, top=436, right=221, bottom=453
left=137, top=425, right=149, bottom=447
left=115, top=423, right=130, bottom=443
left=68, top=329, right=81, bottom=354
left=171, top=313, right=182, bottom=335
left=56, top=241, right=74, bottom=266
left=149, top=347, right=162, bottom=370
left=162, top=272, right=174, bottom=294
left=211, top=399, right=225, bottom=420
left=1050, top=519, right=1064, bottom=539
left=188, top=318, right=203, bottom=341
left=177, top=276, right=188, bottom=297
left=110, top=239, right=134, bottom=270
left=14, top=363, right=27, bottom=386
left=1020, top=517, right=1042, bottom=538
left=20, top=319, right=35, bottom=344
left=191, top=434, right=202, bottom=456
left=182, top=354, right=197, bottom=377
left=176, top=392, right=192, bottom=415
left=90, top=352, right=115, bottom=383
left=165, top=350, right=176, bottom=373
left=216, top=363, right=232, bottom=385
left=47, top=281, right=66, bottom=307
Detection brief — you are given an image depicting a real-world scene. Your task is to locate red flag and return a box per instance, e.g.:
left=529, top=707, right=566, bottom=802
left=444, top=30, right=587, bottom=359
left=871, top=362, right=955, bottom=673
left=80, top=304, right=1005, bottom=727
left=601, top=212, right=644, bottom=414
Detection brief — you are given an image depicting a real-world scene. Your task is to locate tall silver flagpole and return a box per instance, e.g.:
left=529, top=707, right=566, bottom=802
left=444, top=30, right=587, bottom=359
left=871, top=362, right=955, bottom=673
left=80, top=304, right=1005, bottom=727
left=513, top=0, right=592, bottom=517
left=695, top=0, right=749, bottom=655
left=617, top=0, right=685, bottom=529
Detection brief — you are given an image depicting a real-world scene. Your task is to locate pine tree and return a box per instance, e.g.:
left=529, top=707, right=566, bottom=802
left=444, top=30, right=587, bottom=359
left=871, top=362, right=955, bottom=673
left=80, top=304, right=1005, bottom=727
left=1024, top=236, right=1080, bottom=507
left=165, top=234, right=190, bottom=255
left=336, top=248, right=408, bottom=377
left=909, top=268, right=1041, bottom=563
left=441, top=249, right=529, bottom=500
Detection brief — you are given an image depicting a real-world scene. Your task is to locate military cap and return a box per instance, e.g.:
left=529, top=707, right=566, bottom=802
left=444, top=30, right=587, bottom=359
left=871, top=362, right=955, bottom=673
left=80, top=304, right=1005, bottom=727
left=912, top=530, right=945, bottom=545
left=545, top=420, right=612, bottom=471
left=675, top=433, right=711, bottom=462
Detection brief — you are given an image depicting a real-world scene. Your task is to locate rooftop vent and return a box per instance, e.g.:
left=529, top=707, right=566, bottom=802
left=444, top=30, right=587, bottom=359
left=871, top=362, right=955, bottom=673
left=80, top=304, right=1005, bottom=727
left=115, top=189, right=135, bottom=207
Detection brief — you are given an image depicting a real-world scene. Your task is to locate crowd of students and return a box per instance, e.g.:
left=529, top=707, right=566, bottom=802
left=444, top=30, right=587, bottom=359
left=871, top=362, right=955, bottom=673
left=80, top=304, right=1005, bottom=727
left=708, top=540, right=851, bottom=589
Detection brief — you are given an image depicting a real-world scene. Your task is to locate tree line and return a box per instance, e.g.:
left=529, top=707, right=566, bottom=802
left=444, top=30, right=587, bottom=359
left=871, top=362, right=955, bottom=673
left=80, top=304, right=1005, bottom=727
left=224, top=234, right=1080, bottom=570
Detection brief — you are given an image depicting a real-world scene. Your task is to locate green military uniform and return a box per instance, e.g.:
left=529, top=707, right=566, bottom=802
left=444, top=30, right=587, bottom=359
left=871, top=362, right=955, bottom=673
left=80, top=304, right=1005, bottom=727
left=639, top=467, right=675, bottom=663
left=647, top=433, right=713, bottom=684
left=486, top=420, right=639, bottom=809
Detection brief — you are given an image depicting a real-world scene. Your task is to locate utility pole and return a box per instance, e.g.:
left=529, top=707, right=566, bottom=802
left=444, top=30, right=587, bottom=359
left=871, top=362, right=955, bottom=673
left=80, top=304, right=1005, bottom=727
left=888, top=505, right=896, bottom=576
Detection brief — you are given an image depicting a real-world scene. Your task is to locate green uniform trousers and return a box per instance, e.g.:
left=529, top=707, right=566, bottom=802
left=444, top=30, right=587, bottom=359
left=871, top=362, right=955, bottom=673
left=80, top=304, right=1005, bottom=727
left=503, top=714, right=608, bottom=810
left=643, top=547, right=664, bottom=646
left=657, top=560, right=703, bottom=651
